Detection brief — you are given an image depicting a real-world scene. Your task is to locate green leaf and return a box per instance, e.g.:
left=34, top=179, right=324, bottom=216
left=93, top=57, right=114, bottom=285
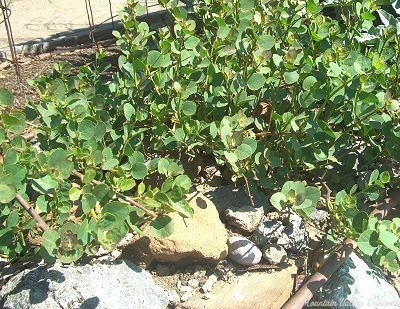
left=240, top=0, right=254, bottom=11
left=42, top=230, right=60, bottom=255
left=270, top=192, right=287, bottom=210
left=247, top=73, right=266, bottom=91
left=352, top=212, right=369, bottom=233
left=147, top=50, right=170, bottom=68
left=6, top=210, right=19, bottom=227
left=283, top=71, right=299, bottom=84
left=257, top=35, right=275, bottom=50
left=2, top=112, right=25, bottom=134
left=119, top=178, right=135, bottom=191
left=102, top=159, right=119, bottom=170
left=369, top=169, right=379, bottom=184
left=31, top=175, right=59, bottom=194
left=124, top=103, right=135, bottom=121
left=0, top=88, right=13, bottom=106
left=379, top=171, right=390, bottom=184
left=82, top=193, right=97, bottom=214
left=235, top=143, right=253, bottom=160
left=358, top=229, right=379, bottom=255
left=0, top=184, right=16, bottom=203
left=150, top=215, right=174, bottom=238
left=379, top=230, right=398, bottom=251
left=132, top=163, right=148, bottom=179
left=170, top=199, right=193, bottom=218
left=103, top=201, right=130, bottom=221
left=173, top=175, right=191, bottom=192
left=224, top=151, right=238, bottom=163
left=78, top=119, right=96, bottom=140
left=302, top=76, right=317, bottom=91
left=48, top=149, right=68, bottom=169
left=69, top=186, right=82, bottom=201
left=182, top=101, right=197, bottom=116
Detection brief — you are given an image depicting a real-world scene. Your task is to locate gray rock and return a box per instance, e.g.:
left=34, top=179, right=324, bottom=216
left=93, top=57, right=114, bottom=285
left=312, top=252, right=400, bottom=308
left=201, top=273, right=218, bottom=293
left=224, top=205, right=264, bottom=233
left=252, top=209, right=308, bottom=253
left=262, top=244, right=287, bottom=265
left=204, top=185, right=270, bottom=214
left=309, top=209, right=330, bottom=228
left=0, top=260, right=169, bottom=309
left=252, top=219, right=285, bottom=247
left=227, top=236, right=262, bottom=266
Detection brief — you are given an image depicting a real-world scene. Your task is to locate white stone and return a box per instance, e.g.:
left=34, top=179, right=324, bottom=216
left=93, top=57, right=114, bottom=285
left=228, top=236, right=262, bottom=266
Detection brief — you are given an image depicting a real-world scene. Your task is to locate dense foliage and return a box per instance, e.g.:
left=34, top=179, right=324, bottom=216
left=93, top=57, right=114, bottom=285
left=0, top=0, right=400, bottom=270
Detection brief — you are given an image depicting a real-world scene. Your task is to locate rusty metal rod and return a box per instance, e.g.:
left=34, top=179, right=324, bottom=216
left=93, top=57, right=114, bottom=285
left=282, top=188, right=400, bottom=309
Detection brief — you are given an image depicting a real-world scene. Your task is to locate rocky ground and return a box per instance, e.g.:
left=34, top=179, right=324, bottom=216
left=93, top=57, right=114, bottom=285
left=1, top=43, right=400, bottom=308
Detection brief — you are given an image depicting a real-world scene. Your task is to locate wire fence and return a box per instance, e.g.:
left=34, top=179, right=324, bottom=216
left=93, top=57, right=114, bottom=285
left=0, top=0, right=161, bottom=90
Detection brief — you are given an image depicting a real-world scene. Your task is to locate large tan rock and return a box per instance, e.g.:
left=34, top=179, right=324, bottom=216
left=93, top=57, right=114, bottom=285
left=122, top=192, right=228, bottom=268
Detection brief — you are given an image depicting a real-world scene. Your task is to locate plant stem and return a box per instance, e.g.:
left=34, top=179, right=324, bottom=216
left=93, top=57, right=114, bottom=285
left=15, top=194, right=50, bottom=232
left=71, top=170, right=157, bottom=218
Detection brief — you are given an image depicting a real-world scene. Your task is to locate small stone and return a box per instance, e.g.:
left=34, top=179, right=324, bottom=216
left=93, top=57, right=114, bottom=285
left=251, top=219, right=285, bottom=247
left=224, top=206, right=264, bottom=233
left=201, top=274, right=218, bottom=293
left=309, top=209, right=330, bottom=228
left=156, top=264, right=170, bottom=276
left=227, top=236, right=262, bottom=266
left=179, top=285, right=194, bottom=294
left=262, top=244, right=287, bottom=265
left=202, top=292, right=212, bottom=299
left=168, top=290, right=181, bottom=307
left=180, top=290, right=194, bottom=302
left=188, top=279, right=200, bottom=289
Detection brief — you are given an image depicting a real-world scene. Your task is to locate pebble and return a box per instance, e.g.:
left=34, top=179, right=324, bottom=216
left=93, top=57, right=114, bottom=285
left=168, top=290, right=181, bottom=307
left=188, top=278, right=200, bottom=288
left=179, top=285, right=194, bottom=294
left=201, top=273, right=218, bottom=293
left=180, top=291, right=193, bottom=302
left=227, top=236, right=262, bottom=266
left=262, top=244, right=287, bottom=265
left=224, top=205, right=264, bottom=233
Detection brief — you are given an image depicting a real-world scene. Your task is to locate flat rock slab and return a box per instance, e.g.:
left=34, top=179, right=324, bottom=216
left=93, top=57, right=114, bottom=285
left=0, top=260, right=169, bottom=309
left=180, top=264, right=297, bottom=309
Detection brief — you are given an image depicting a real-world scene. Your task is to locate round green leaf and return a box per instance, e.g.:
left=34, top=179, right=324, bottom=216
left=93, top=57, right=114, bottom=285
left=283, top=71, right=299, bottom=84
left=257, top=35, right=275, bottom=50
left=224, top=151, right=238, bottom=163
left=358, top=229, right=379, bottom=255
left=78, top=119, right=96, bottom=140
left=247, top=73, right=266, bottom=91
left=82, top=193, right=97, bottom=214
left=0, top=88, right=13, bottom=106
left=302, top=76, right=317, bottom=91
left=132, top=163, right=148, bottom=179
left=42, top=230, right=60, bottom=254
left=103, top=201, right=130, bottom=221
left=150, top=215, right=174, bottom=238
left=235, top=143, right=253, bottom=160
left=69, top=187, right=82, bottom=201
left=147, top=50, right=170, bottom=68
left=173, top=175, right=191, bottom=191
left=0, top=184, right=16, bottom=203
left=182, top=101, right=197, bottom=116
left=270, top=192, right=287, bottom=210
left=48, top=149, right=68, bottom=169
